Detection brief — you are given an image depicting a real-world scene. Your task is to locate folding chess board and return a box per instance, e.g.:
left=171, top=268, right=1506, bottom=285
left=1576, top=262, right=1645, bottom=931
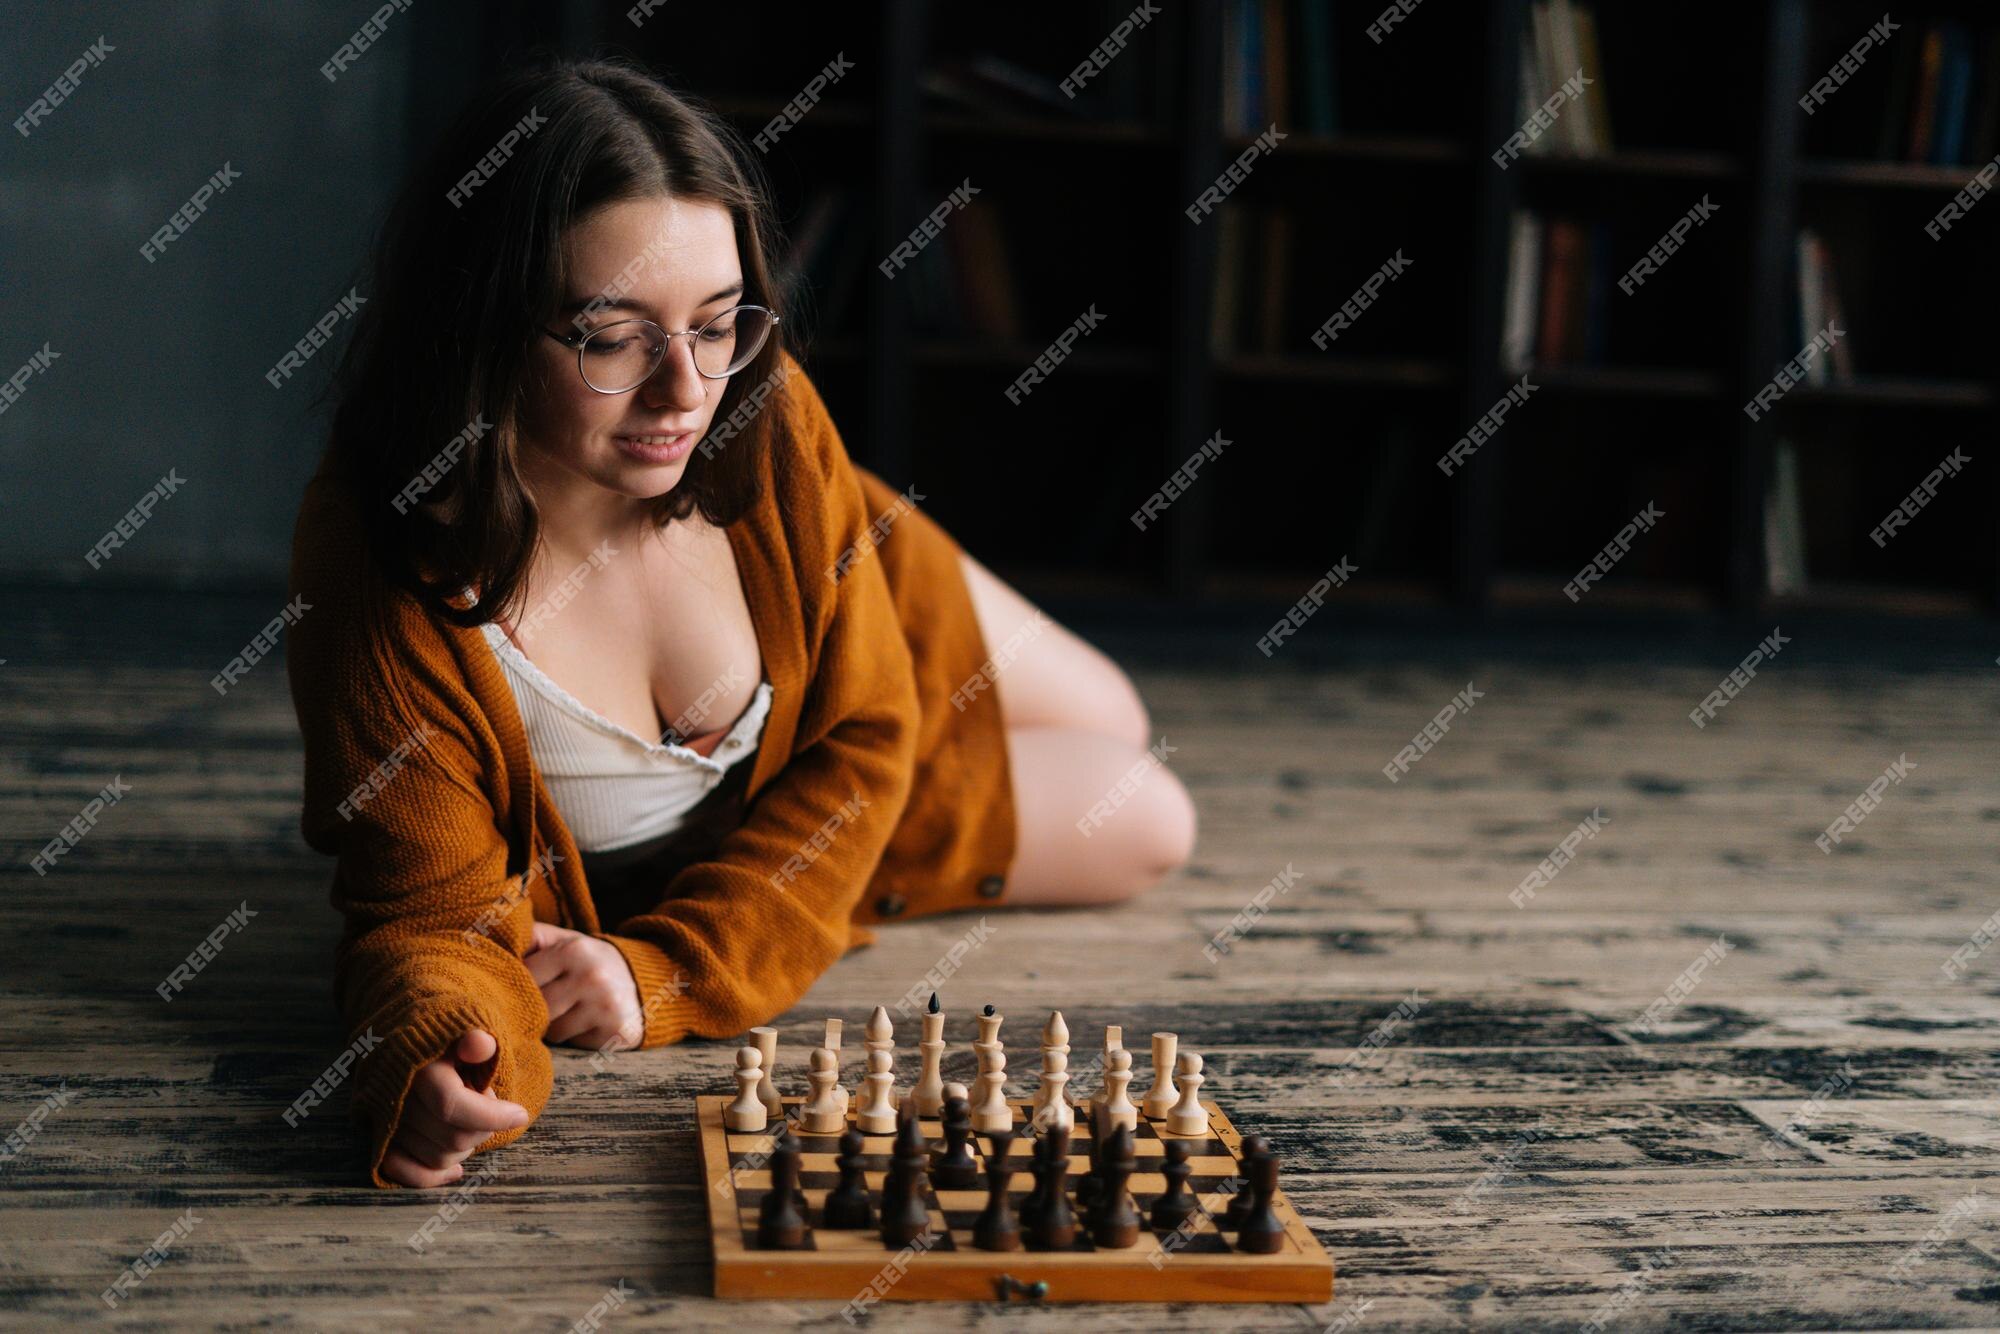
left=697, top=1094, right=1334, bottom=1303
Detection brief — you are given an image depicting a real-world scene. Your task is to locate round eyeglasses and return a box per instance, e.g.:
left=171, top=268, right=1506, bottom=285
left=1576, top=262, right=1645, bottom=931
left=540, top=304, right=780, bottom=393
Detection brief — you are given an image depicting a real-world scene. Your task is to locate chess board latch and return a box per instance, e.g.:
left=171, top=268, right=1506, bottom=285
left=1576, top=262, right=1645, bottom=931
left=993, top=1274, right=1049, bottom=1303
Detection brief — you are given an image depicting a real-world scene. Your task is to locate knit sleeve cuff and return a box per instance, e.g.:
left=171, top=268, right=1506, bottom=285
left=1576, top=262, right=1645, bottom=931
left=346, top=996, right=551, bottom=1189
left=596, top=932, right=703, bottom=1050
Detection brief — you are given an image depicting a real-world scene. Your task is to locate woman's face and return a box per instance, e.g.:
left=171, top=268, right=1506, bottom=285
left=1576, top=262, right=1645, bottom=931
left=521, top=195, right=744, bottom=501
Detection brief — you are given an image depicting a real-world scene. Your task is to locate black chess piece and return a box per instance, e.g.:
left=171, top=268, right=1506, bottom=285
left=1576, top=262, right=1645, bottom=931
left=1073, top=1105, right=1104, bottom=1226
left=1225, top=1134, right=1270, bottom=1229
left=1234, top=1151, right=1286, bottom=1254
left=1028, top=1125, right=1076, bottom=1249
left=1151, top=1139, right=1198, bottom=1231
left=931, top=1094, right=979, bottom=1189
left=1090, top=1124, right=1141, bottom=1248
left=1016, top=1129, right=1049, bottom=1230
left=756, top=1137, right=809, bottom=1249
left=821, top=1126, right=873, bottom=1229
left=971, top=1129, right=1022, bottom=1252
left=879, top=1103, right=933, bottom=1246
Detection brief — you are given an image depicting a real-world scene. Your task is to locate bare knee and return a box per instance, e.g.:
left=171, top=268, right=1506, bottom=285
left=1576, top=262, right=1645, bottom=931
left=1102, top=765, right=1197, bottom=903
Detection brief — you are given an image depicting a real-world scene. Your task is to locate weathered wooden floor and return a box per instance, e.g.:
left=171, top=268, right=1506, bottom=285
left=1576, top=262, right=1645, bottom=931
left=4, top=589, right=1998, bottom=1330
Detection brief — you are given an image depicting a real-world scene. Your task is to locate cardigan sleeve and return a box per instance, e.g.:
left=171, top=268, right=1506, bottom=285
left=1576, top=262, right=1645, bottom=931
left=287, top=492, right=553, bottom=1189
left=592, top=360, right=922, bottom=1047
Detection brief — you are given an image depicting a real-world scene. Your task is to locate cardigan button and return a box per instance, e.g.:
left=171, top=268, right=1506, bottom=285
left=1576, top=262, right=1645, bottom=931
left=875, top=892, right=907, bottom=918
left=976, top=875, right=1005, bottom=899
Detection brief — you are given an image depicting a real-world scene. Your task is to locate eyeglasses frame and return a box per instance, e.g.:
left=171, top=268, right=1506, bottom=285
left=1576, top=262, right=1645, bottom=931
left=539, top=303, right=781, bottom=394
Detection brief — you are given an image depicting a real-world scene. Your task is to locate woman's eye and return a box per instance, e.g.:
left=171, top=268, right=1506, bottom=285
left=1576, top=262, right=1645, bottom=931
left=700, top=324, right=736, bottom=341
left=586, top=336, right=636, bottom=355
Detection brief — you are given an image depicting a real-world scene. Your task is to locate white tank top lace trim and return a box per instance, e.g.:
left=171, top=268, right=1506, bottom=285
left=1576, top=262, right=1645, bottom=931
left=478, top=619, right=772, bottom=855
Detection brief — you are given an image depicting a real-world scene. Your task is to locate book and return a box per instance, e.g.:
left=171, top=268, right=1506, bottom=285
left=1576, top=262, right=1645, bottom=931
left=1906, top=26, right=1945, bottom=161
left=1764, top=438, right=1808, bottom=596
left=1932, top=22, right=1974, bottom=164
left=1572, top=3, right=1613, bottom=152
left=1298, top=0, right=1338, bottom=135
left=1795, top=229, right=1826, bottom=382
left=1501, top=210, right=1544, bottom=374
left=1262, top=0, right=1290, bottom=128
left=1969, top=25, right=2000, bottom=161
left=1536, top=217, right=1586, bottom=364
left=1545, top=0, right=1591, bottom=153
left=1210, top=204, right=1249, bottom=355
left=1875, top=29, right=1922, bottom=159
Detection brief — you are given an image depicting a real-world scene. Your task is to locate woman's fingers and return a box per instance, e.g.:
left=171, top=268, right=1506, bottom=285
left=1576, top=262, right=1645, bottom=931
left=524, top=944, right=567, bottom=989
left=395, top=1117, right=467, bottom=1168
left=381, top=1144, right=464, bottom=1189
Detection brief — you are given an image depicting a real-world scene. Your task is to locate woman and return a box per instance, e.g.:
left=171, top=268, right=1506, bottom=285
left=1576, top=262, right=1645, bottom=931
left=288, top=56, right=1195, bottom=1189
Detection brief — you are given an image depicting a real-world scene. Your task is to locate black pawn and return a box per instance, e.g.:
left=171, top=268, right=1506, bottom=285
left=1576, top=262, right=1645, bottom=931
left=756, top=1138, right=808, bottom=1249
left=1017, top=1129, right=1052, bottom=1230
left=1151, top=1139, right=1198, bottom=1231
left=1074, top=1105, right=1105, bottom=1225
left=1028, top=1125, right=1076, bottom=1249
left=1090, top=1125, right=1141, bottom=1248
left=1235, top=1152, right=1286, bottom=1254
left=971, top=1130, right=1022, bottom=1251
left=879, top=1105, right=932, bottom=1246
left=932, top=1094, right=979, bottom=1190
left=1226, top=1134, right=1270, bottom=1229
left=821, top=1127, right=873, bottom=1229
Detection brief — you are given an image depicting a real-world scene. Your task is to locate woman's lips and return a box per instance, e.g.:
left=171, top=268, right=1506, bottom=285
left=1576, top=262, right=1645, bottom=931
left=613, top=431, right=694, bottom=463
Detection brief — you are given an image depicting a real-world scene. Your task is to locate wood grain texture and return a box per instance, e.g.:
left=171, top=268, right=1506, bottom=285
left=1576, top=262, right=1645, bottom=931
left=3, top=590, right=1998, bottom=1329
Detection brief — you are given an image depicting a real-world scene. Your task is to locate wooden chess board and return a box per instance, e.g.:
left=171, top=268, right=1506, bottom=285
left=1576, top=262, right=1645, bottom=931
left=696, top=1094, right=1334, bottom=1304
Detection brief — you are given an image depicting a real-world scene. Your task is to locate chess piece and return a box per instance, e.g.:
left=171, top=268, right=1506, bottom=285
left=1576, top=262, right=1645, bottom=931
left=773, top=1123, right=808, bottom=1212
left=972, top=1044, right=1012, bottom=1133
left=1141, top=1032, right=1179, bottom=1119
left=1099, top=1047, right=1138, bottom=1134
left=1234, top=1151, right=1286, bottom=1254
left=725, top=1046, right=768, bottom=1132
left=802, top=1046, right=845, bottom=1134
left=1091, top=1025, right=1123, bottom=1115
left=1151, top=1139, right=1198, bottom=1230
left=856, top=1048, right=898, bottom=1133
left=1226, top=1135, right=1270, bottom=1229
left=1073, top=1105, right=1105, bottom=1226
left=878, top=1106, right=932, bottom=1246
left=823, top=1017, right=849, bottom=1114
left=821, top=1126, right=873, bottom=1228
left=1091, top=1125, right=1140, bottom=1248
left=757, top=1136, right=808, bottom=1249
left=750, top=1026, right=782, bottom=1120
left=1034, top=1048, right=1074, bottom=1134
left=1018, top=1127, right=1052, bottom=1231
left=1027, top=1125, right=1076, bottom=1249
left=865, top=1005, right=896, bottom=1107
left=913, top=992, right=947, bottom=1116
left=1035, top=1011, right=1070, bottom=1117
left=971, top=1130, right=1022, bottom=1251
left=942, top=1079, right=968, bottom=1108
left=1165, top=1051, right=1208, bottom=1137
left=932, top=1093, right=979, bottom=1189
left=976, top=1003, right=1004, bottom=1048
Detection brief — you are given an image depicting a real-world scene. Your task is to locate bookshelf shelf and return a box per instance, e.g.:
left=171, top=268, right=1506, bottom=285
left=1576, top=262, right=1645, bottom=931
left=1525, top=364, right=1723, bottom=398
left=1797, top=159, right=1989, bottom=189
left=1785, top=376, right=1994, bottom=410
left=1515, top=149, right=1740, bottom=179
left=1222, top=131, right=1464, bottom=163
left=926, top=111, right=1169, bottom=147
left=1492, top=575, right=1717, bottom=613
left=812, top=339, right=1158, bottom=375
left=1216, top=354, right=1454, bottom=387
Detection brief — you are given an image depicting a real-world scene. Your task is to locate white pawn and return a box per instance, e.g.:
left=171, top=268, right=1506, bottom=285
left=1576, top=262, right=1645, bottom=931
left=725, top=1046, right=768, bottom=1132
left=865, top=1005, right=897, bottom=1107
left=824, top=1018, right=849, bottom=1114
left=1166, top=1051, right=1208, bottom=1137
left=802, top=1046, right=845, bottom=1134
left=1036, top=1049, right=1073, bottom=1134
left=1141, top=1031, right=1179, bottom=1119
left=973, top=1047, right=1012, bottom=1133
left=750, top=1025, right=782, bottom=1120
left=1091, top=1025, right=1124, bottom=1115
left=855, top=1049, right=898, bottom=1133
left=1099, top=1047, right=1138, bottom=1134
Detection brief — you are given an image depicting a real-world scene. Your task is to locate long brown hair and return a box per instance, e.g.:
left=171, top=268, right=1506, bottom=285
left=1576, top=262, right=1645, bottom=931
left=320, top=54, right=796, bottom=627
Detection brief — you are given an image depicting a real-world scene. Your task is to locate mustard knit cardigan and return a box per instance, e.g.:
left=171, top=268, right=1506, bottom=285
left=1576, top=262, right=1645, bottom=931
left=286, top=352, right=1016, bottom=1188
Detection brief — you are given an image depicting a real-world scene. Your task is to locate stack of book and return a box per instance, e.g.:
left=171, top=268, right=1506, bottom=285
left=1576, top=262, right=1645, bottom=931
left=1515, top=0, right=1614, bottom=156
left=1208, top=202, right=1296, bottom=354
left=1813, top=20, right=2000, bottom=165
left=1793, top=228, right=1854, bottom=383
left=1222, top=0, right=1340, bottom=136
left=1500, top=211, right=1617, bottom=371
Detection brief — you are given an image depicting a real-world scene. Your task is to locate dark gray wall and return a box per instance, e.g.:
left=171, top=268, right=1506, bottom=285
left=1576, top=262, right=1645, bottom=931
left=0, top=0, right=420, bottom=588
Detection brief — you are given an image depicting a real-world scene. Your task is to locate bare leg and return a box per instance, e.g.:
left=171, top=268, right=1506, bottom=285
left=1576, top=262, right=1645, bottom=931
left=956, top=551, right=1196, bottom=905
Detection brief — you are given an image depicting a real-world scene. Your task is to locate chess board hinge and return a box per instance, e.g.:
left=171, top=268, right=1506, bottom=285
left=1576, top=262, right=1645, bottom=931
left=994, top=1274, right=1049, bottom=1302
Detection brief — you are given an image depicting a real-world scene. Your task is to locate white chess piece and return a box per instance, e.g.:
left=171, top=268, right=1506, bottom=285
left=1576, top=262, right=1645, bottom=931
left=1099, top=1047, right=1138, bottom=1134
left=1166, top=1051, right=1208, bottom=1137
left=725, top=1046, right=768, bottom=1132
left=824, top=1018, right=849, bottom=1114
left=750, top=1026, right=782, bottom=1120
left=1034, top=1012, right=1069, bottom=1117
left=1141, top=1031, right=1179, bottom=1119
left=913, top=1004, right=947, bottom=1116
left=855, top=1048, right=898, bottom=1133
left=1091, top=1025, right=1124, bottom=1115
left=802, top=1046, right=845, bottom=1134
left=865, top=1005, right=896, bottom=1107
left=972, top=1046, right=1012, bottom=1133
left=1037, top=1050, right=1073, bottom=1134
left=943, top=1079, right=969, bottom=1107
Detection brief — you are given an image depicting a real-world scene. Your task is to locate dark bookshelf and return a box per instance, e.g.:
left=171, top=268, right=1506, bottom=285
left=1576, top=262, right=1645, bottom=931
left=463, top=0, right=2000, bottom=620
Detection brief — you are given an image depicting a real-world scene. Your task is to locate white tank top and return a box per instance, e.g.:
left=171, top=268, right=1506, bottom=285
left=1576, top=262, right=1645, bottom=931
left=480, top=620, right=773, bottom=855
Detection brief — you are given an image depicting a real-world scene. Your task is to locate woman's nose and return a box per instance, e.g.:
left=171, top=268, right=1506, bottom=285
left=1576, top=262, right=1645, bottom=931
left=637, top=336, right=705, bottom=411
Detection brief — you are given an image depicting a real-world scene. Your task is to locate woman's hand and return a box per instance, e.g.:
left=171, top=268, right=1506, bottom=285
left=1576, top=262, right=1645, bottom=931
left=526, top=921, right=646, bottom=1052
left=382, top=1028, right=531, bottom=1188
